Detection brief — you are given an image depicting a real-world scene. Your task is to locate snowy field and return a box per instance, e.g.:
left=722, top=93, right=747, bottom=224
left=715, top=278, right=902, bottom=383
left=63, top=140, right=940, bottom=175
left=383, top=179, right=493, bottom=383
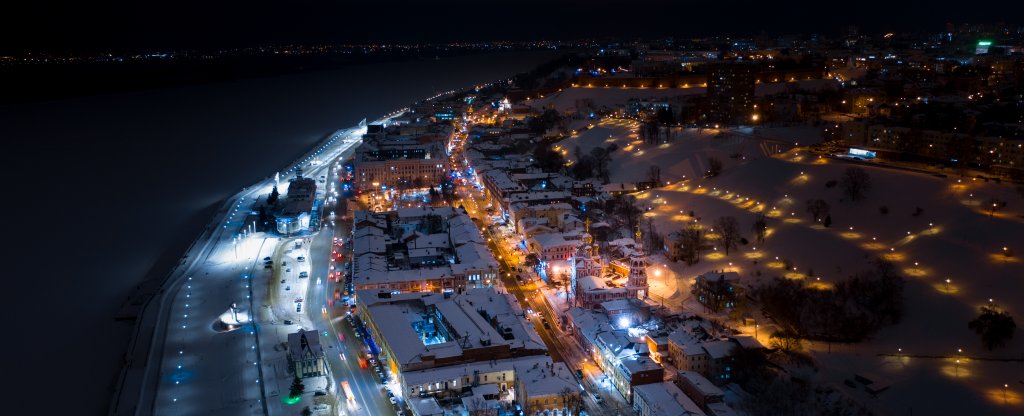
left=559, top=118, right=822, bottom=183
left=546, top=81, right=1024, bottom=412
left=629, top=147, right=1024, bottom=415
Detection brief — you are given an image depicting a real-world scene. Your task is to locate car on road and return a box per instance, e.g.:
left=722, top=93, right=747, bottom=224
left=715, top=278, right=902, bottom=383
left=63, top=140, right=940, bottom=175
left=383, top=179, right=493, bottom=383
left=389, top=397, right=397, bottom=404
left=592, top=394, right=603, bottom=404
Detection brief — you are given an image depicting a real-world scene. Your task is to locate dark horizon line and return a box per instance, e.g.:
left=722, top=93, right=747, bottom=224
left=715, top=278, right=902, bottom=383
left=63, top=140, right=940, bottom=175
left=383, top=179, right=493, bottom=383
left=3, top=25, right=1017, bottom=57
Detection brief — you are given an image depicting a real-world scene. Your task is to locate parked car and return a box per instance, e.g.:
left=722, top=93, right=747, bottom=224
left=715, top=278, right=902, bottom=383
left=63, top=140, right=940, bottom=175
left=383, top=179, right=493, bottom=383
left=296, top=304, right=302, bottom=313
left=281, top=279, right=286, bottom=283
left=263, top=257, right=271, bottom=261
left=297, top=256, right=306, bottom=262
left=283, top=319, right=293, bottom=325
left=299, top=271, right=309, bottom=278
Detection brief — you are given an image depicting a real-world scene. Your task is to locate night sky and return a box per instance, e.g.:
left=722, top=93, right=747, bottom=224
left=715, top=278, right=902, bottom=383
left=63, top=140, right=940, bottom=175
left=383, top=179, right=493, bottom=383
left=3, top=0, right=1018, bottom=53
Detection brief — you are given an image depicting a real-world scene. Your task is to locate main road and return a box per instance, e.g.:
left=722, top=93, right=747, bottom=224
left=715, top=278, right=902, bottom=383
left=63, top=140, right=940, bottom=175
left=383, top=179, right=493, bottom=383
left=115, top=111, right=405, bottom=416
left=452, top=114, right=632, bottom=416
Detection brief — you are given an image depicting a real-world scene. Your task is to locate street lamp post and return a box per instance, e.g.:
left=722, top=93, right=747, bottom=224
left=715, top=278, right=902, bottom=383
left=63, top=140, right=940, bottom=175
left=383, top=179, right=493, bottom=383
left=956, top=347, right=962, bottom=377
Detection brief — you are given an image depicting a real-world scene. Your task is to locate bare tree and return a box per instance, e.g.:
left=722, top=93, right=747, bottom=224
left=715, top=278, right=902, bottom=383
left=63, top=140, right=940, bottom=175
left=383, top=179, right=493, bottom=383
left=678, top=221, right=704, bottom=265
left=707, top=157, right=723, bottom=177
left=715, top=216, right=741, bottom=255
left=805, top=199, right=830, bottom=223
left=646, top=165, right=662, bottom=184
left=615, top=195, right=643, bottom=234
left=769, top=328, right=803, bottom=352
left=467, top=396, right=496, bottom=416
left=559, top=387, right=584, bottom=416
left=752, top=213, right=768, bottom=244
left=590, top=146, right=613, bottom=183
left=840, top=167, right=871, bottom=202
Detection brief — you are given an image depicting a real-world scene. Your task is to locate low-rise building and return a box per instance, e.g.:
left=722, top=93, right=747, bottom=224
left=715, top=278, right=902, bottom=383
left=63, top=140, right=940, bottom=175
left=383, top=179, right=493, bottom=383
left=353, top=137, right=450, bottom=191
left=350, top=208, right=499, bottom=293
left=276, top=176, right=317, bottom=234
left=632, top=382, right=706, bottom=416
left=358, top=288, right=547, bottom=369
left=566, top=306, right=663, bottom=402
left=528, top=233, right=576, bottom=262
left=693, top=271, right=742, bottom=313
left=666, top=330, right=741, bottom=384
left=674, top=371, right=724, bottom=409
left=287, top=330, right=327, bottom=378
left=515, top=360, right=581, bottom=415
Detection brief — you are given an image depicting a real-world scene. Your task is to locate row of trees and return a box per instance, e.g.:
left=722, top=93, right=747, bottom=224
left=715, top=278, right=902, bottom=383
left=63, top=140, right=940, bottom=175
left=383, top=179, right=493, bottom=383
left=672, top=215, right=745, bottom=265
left=569, top=144, right=617, bottom=183
left=758, top=259, right=905, bottom=343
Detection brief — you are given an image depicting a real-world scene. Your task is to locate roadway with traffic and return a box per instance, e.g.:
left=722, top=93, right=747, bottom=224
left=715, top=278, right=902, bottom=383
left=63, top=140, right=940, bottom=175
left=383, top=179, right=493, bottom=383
left=452, top=112, right=633, bottom=416
left=120, top=112, right=405, bottom=416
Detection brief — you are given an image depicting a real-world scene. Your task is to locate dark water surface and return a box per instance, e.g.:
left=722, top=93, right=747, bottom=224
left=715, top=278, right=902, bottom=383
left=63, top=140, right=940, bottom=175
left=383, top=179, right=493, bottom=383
left=0, top=50, right=555, bottom=414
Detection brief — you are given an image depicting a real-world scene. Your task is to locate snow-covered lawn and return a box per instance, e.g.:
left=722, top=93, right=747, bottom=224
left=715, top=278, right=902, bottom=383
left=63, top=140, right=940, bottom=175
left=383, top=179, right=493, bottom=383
left=630, top=148, right=1024, bottom=415
left=562, top=119, right=802, bottom=183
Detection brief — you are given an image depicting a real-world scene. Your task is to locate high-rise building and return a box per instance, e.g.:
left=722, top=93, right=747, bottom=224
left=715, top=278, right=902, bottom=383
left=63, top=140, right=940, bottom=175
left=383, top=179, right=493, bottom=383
left=705, top=62, right=756, bottom=124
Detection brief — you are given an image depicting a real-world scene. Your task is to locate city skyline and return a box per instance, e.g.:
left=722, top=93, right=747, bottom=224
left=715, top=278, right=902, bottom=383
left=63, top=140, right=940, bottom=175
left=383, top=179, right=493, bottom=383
left=4, top=0, right=1023, bottom=53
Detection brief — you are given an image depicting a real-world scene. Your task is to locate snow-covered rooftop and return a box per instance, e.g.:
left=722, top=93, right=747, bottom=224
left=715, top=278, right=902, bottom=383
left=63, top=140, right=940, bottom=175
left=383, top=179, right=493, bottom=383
left=633, top=382, right=706, bottom=416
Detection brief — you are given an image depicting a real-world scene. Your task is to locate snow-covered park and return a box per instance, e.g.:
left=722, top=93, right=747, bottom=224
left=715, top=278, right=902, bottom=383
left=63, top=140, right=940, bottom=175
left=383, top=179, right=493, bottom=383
left=560, top=114, right=1024, bottom=414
